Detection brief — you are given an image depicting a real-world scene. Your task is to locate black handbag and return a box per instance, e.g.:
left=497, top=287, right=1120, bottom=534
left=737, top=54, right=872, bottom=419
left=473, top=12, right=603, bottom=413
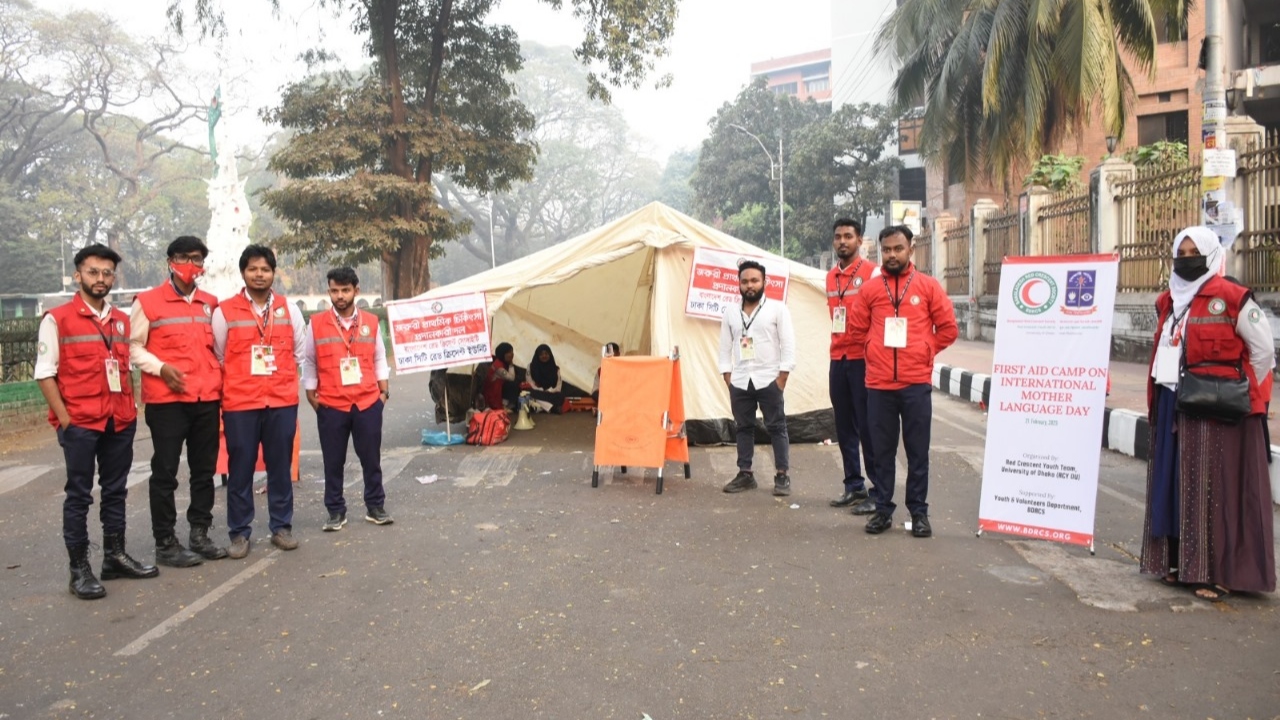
left=1176, top=360, right=1252, bottom=424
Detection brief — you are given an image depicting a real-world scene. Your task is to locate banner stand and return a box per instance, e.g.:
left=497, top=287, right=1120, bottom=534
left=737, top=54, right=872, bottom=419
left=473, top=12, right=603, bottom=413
left=975, top=254, right=1119, bottom=554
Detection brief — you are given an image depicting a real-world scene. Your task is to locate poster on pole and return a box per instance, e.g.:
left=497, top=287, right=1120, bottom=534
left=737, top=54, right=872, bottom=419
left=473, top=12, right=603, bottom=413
left=977, top=255, right=1119, bottom=548
left=685, top=247, right=789, bottom=321
left=385, top=292, right=491, bottom=374
left=888, top=200, right=923, bottom=237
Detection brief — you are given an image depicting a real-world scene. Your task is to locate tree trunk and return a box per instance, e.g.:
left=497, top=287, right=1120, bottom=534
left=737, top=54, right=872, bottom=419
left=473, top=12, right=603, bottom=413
left=374, top=0, right=453, bottom=300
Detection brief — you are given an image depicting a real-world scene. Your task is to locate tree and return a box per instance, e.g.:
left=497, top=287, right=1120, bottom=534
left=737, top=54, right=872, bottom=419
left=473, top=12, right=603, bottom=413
left=657, top=147, right=697, bottom=214
left=170, top=0, right=679, bottom=299
left=877, top=0, right=1190, bottom=185
left=691, top=80, right=900, bottom=257
left=433, top=43, right=661, bottom=277
left=1, top=2, right=211, bottom=291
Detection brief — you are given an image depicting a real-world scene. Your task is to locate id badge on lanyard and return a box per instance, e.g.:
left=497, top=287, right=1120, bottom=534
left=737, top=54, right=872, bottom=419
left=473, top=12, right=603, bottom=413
left=251, top=345, right=277, bottom=376
left=105, top=359, right=122, bottom=393
left=340, top=356, right=362, bottom=385
left=1154, top=346, right=1180, bottom=384
left=884, top=317, right=908, bottom=348
left=740, top=336, right=756, bottom=360
left=831, top=306, right=847, bottom=334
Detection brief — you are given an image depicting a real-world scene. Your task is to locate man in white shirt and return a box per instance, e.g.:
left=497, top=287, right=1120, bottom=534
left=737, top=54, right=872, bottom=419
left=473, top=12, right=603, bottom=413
left=717, top=260, right=797, bottom=495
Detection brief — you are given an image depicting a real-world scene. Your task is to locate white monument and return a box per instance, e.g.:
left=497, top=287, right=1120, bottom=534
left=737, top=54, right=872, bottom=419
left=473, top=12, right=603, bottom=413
left=199, top=89, right=253, bottom=301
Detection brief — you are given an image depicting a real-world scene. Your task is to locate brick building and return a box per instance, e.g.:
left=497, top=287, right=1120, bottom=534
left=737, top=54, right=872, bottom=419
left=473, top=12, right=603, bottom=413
left=749, top=49, right=832, bottom=104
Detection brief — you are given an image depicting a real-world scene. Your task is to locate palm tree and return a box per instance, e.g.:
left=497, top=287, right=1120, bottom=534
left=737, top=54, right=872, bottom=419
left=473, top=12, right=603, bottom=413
left=876, top=0, right=1191, bottom=185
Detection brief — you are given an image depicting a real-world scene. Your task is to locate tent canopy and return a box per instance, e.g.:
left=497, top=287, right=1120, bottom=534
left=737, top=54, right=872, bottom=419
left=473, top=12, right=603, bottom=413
left=416, top=202, right=834, bottom=443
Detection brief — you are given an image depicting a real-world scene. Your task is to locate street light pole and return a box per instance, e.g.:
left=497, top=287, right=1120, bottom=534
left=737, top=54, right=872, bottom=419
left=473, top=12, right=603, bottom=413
left=728, top=123, right=785, bottom=258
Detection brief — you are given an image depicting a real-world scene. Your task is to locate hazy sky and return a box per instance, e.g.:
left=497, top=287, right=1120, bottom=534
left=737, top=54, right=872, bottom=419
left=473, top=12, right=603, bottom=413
left=38, top=0, right=835, bottom=163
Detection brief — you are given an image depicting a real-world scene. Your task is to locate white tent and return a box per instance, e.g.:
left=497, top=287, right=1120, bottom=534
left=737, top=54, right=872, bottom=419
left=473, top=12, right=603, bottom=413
left=419, top=202, right=835, bottom=443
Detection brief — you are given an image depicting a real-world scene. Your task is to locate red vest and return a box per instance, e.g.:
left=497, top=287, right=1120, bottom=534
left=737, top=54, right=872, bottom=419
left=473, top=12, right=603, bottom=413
left=827, top=258, right=875, bottom=360
left=46, top=295, right=137, bottom=431
left=312, top=309, right=382, bottom=411
left=1149, top=277, right=1267, bottom=417
left=219, top=292, right=299, bottom=411
left=136, top=282, right=222, bottom=404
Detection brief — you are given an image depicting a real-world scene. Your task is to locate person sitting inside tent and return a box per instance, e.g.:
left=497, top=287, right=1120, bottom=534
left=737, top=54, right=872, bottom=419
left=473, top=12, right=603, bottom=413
left=591, top=342, right=621, bottom=406
left=483, top=342, right=520, bottom=410
left=528, top=344, right=565, bottom=413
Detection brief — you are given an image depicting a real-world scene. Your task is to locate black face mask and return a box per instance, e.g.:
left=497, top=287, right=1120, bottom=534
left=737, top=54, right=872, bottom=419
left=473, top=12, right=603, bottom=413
left=1172, top=255, right=1209, bottom=281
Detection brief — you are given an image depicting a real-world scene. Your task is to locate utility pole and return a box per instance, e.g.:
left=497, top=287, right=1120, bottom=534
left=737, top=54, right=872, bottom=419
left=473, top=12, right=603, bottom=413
left=729, top=123, right=785, bottom=258
left=489, top=195, right=497, bottom=269
left=1201, top=0, right=1235, bottom=248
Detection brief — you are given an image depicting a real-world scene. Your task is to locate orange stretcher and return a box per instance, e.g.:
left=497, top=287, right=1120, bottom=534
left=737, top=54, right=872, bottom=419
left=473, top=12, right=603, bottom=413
left=591, top=349, right=690, bottom=494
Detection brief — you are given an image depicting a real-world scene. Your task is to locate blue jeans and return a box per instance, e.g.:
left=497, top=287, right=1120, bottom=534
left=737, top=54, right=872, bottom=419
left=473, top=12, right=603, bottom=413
left=729, top=379, right=789, bottom=474
left=223, top=405, right=297, bottom=540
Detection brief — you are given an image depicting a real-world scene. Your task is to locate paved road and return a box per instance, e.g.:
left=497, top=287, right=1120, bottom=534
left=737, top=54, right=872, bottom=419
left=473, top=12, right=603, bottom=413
left=1, top=381, right=1277, bottom=719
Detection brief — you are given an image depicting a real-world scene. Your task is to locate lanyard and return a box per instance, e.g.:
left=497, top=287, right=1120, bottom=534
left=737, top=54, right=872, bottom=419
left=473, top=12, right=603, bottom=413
left=1169, top=307, right=1191, bottom=347
left=740, top=298, right=766, bottom=336
left=88, top=312, right=116, bottom=353
left=249, top=291, right=275, bottom=343
left=834, top=260, right=864, bottom=301
left=883, top=271, right=916, bottom=317
left=332, top=308, right=361, bottom=356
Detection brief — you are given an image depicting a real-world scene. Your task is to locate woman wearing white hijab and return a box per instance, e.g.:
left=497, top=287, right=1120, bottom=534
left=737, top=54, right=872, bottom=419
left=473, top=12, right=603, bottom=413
left=1139, top=227, right=1276, bottom=601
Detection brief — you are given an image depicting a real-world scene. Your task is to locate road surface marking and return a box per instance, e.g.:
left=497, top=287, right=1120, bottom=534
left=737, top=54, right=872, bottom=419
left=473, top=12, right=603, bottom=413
left=114, top=550, right=281, bottom=657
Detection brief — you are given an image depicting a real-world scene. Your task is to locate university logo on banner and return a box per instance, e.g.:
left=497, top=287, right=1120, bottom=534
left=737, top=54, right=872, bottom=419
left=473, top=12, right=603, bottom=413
left=685, top=246, right=790, bottom=321
left=977, top=255, right=1119, bottom=549
left=385, top=292, right=491, bottom=374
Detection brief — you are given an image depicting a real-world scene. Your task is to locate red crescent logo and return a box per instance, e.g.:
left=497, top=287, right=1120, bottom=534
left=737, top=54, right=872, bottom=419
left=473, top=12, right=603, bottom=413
left=1020, top=279, right=1043, bottom=307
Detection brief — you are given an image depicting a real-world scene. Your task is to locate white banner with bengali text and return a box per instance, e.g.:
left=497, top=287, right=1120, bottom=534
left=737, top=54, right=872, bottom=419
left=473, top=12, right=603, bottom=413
left=685, top=247, right=790, bottom=320
left=977, top=255, right=1119, bottom=548
left=385, top=292, right=491, bottom=375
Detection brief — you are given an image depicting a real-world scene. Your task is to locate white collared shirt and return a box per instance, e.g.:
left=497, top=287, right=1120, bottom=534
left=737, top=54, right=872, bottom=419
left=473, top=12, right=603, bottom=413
left=717, top=297, right=796, bottom=390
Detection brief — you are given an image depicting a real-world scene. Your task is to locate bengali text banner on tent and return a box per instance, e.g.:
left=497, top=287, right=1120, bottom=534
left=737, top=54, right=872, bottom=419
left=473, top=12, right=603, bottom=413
left=385, top=292, right=491, bottom=374
left=685, top=247, right=790, bottom=321
left=977, top=254, right=1119, bottom=548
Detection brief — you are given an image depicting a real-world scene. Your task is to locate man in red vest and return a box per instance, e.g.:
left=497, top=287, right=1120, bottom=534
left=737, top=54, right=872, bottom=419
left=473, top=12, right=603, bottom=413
left=849, top=226, right=958, bottom=538
left=303, top=267, right=392, bottom=531
left=130, top=236, right=227, bottom=568
left=211, top=245, right=306, bottom=559
left=36, top=244, right=159, bottom=600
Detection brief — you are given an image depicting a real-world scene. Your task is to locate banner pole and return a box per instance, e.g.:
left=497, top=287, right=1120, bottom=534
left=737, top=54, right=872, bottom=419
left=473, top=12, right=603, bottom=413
left=445, top=386, right=452, bottom=442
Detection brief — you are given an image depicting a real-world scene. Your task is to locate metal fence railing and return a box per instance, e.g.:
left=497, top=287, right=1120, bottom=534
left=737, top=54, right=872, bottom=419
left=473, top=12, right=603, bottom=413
left=914, top=229, right=933, bottom=276
left=1039, top=189, right=1092, bottom=256
left=982, top=208, right=1021, bottom=296
left=943, top=223, right=971, bottom=296
left=1113, top=157, right=1201, bottom=292
left=1238, top=128, right=1280, bottom=291
left=0, top=318, right=40, bottom=383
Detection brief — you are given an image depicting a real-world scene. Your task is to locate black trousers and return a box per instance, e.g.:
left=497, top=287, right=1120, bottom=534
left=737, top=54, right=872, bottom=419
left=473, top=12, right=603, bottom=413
left=829, top=358, right=877, bottom=493
left=60, top=419, right=135, bottom=548
left=867, top=384, right=933, bottom=518
left=729, top=379, right=789, bottom=474
left=145, top=401, right=220, bottom=540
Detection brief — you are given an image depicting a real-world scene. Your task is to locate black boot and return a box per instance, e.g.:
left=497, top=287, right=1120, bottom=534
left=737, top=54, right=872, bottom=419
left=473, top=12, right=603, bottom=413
left=188, top=525, right=228, bottom=560
left=155, top=534, right=203, bottom=568
left=67, top=544, right=106, bottom=600
left=100, top=533, right=160, bottom=580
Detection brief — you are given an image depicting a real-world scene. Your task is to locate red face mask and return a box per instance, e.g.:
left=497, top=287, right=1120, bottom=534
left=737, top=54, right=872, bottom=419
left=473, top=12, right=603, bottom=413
left=170, top=262, right=205, bottom=286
